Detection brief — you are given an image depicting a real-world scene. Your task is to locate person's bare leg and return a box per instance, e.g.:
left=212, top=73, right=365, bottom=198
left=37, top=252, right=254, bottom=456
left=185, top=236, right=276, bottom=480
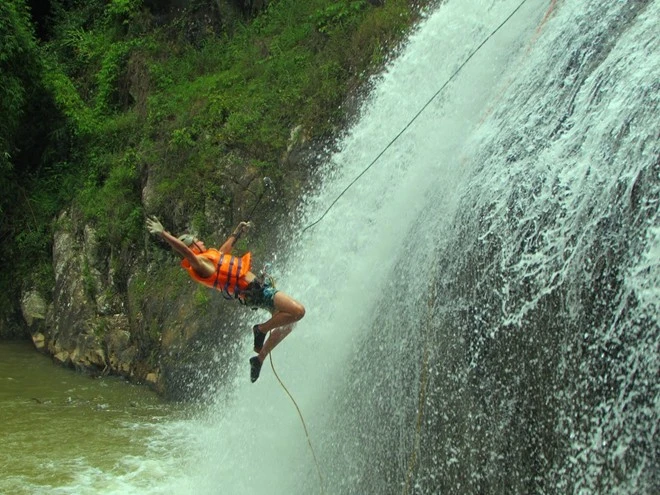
left=257, top=324, right=293, bottom=361
left=255, top=292, right=305, bottom=361
left=258, top=292, right=305, bottom=332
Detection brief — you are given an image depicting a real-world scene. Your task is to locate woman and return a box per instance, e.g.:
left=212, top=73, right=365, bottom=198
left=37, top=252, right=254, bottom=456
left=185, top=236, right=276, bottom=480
left=146, top=217, right=305, bottom=382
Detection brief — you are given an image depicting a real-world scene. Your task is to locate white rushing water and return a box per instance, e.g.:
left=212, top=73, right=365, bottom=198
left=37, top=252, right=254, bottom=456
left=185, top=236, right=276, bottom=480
left=42, top=0, right=658, bottom=493
left=172, top=0, right=659, bottom=493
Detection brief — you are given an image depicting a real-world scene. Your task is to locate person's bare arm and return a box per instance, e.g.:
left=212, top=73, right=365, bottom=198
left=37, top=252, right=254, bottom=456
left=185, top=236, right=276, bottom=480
left=146, top=217, right=208, bottom=273
left=218, top=221, right=252, bottom=253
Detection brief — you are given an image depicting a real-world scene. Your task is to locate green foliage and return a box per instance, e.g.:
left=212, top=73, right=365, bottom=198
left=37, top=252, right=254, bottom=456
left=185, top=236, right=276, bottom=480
left=106, top=0, right=143, bottom=23
left=0, top=0, right=429, bottom=331
left=193, top=286, right=211, bottom=309
left=0, top=0, right=41, bottom=212
left=59, top=25, right=100, bottom=63
left=95, top=40, right=137, bottom=114
left=170, top=127, right=196, bottom=149
left=312, top=1, right=367, bottom=34
left=79, top=146, right=143, bottom=248
left=82, top=259, right=97, bottom=300
left=41, top=54, right=97, bottom=136
left=127, top=270, right=148, bottom=312
left=142, top=0, right=377, bottom=163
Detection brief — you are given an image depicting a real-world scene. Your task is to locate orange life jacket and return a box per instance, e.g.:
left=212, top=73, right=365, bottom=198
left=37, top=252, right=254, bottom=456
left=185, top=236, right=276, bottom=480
left=181, top=249, right=252, bottom=298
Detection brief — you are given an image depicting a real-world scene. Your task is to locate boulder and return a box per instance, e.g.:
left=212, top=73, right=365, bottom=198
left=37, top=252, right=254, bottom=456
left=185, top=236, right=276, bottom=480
left=145, top=371, right=159, bottom=385
left=20, top=290, right=47, bottom=327
left=31, top=332, right=46, bottom=350
left=53, top=350, right=70, bottom=365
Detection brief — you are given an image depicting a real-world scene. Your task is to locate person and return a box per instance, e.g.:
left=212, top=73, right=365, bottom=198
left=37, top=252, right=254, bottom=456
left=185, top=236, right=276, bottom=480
left=146, top=216, right=305, bottom=382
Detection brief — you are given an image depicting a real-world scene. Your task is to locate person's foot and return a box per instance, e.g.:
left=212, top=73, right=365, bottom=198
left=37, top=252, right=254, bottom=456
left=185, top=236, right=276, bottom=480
left=253, top=324, right=267, bottom=353
left=250, top=356, right=262, bottom=383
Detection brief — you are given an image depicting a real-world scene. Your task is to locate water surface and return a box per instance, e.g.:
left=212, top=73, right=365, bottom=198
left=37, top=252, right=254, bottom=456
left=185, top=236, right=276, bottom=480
left=0, top=341, right=185, bottom=495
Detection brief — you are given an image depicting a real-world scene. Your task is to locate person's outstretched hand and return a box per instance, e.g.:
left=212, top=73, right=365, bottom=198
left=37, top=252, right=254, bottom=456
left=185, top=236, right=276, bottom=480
left=238, top=221, right=253, bottom=233
left=146, top=216, right=164, bottom=236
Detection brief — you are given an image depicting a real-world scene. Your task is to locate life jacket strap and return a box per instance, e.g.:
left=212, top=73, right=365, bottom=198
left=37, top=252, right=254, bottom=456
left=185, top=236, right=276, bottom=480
left=235, top=257, right=243, bottom=293
left=223, top=256, right=235, bottom=295
left=212, top=259, right=223, bottom=290
left=217, top=255, right=243, bottom=300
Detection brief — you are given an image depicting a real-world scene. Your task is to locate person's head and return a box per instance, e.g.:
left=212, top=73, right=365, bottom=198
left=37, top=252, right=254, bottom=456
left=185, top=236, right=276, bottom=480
left=178, top=234, right=205, bottom=253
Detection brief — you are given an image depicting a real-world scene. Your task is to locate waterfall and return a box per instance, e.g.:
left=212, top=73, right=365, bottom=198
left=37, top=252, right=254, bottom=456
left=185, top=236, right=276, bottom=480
left=161, top=0, right=659, bottom=494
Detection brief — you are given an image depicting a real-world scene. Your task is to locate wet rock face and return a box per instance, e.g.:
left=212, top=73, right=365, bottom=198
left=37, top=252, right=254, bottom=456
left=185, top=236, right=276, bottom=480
left=18, top=206, right=248, bottom=399
left=20, top=290, right=48, bottom=331
left=23, top=210, right=148, bottom=383
left=13, top=124, right=319, bottom=398
left=50, top=214, right=95, bottom=354
left=20, top=290, right=51, bottom=351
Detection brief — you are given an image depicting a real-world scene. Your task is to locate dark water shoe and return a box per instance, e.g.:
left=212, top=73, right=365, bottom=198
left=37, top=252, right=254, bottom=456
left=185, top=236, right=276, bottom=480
left=253, top=325, right=267, bottom=353
left=250, top=356, right=262, bottom=383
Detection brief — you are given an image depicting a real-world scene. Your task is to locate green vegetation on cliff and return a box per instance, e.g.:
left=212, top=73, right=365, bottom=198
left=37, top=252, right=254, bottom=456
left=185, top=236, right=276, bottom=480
left=0, top=0, right=430, bottom=337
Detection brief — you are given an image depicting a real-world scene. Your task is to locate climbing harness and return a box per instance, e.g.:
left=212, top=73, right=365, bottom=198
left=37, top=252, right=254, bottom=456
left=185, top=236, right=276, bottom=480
left=301, top=0, right=536, bottom=235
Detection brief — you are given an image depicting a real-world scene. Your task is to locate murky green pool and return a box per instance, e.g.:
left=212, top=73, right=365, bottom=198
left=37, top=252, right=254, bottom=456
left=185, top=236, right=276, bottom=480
left=0, top=340, right=191, bottom=494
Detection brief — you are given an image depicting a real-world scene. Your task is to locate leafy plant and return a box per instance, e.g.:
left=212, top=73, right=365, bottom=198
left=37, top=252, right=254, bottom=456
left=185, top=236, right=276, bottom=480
left=0, top=0, right=430, bottom=338
left=312, top=1, right=367, bottom=34
left=0, top=0, right=41, bottom=213
left=95, top=40, right=139, bottom=114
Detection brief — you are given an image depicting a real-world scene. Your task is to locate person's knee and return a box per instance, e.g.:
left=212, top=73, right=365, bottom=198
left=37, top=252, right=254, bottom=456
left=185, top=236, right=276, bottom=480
left=293, top=303, right=305, bottom=321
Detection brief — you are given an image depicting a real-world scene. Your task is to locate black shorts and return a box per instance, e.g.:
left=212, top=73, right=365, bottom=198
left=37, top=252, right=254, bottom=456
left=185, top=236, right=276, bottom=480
left=242, top=277, right=278, bottom=311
